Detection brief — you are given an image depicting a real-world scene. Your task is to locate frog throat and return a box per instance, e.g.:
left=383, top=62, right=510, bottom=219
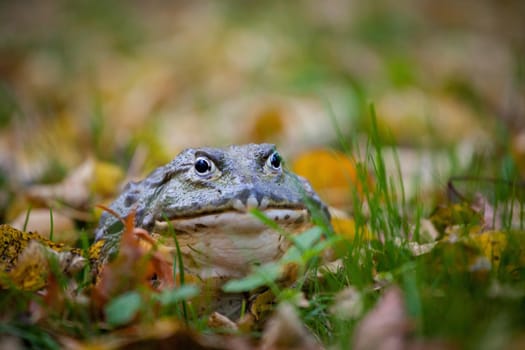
left=151, top=208, right=312, bottom=279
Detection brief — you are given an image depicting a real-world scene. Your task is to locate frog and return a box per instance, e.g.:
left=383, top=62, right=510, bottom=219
left=94, top=143, right=330, bottom=286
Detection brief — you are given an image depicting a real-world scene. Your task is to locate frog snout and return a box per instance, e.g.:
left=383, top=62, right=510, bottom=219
left=231, top=188, right=266, bottom=212
left=230, top=187, right=298, bottom=213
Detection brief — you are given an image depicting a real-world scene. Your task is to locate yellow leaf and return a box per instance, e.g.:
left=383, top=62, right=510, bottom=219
left=92, top=161, right=124, bottom=197
left=2, top=240, right=49, bottom=290
left=468, top=231, right=507, bottom=270
left=249, top=289, right=276, bottom=321
left=331, top=216, right=373, bottom=258
left=0, top=224, right=85, bottom=290
left=332, top=216, right=372, bottom=241
left=430, top=202, right=483, bottom=239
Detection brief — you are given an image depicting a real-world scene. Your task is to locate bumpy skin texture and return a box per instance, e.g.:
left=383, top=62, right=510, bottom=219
left=95, top=143, right=329, bottom=263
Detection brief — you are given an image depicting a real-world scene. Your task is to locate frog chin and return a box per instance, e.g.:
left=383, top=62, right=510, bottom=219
left=153, top=208, right=311, bottom=279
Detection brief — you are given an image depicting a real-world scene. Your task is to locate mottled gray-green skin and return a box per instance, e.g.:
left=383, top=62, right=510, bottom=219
left=95, top=143, right=329, bottom=262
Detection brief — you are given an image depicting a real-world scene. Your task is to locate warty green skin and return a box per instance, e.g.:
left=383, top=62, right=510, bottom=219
left=94, top=143, right=330, bottom=264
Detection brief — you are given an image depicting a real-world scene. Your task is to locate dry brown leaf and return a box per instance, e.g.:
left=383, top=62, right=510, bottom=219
left=0, top=335, right=24, bottom=350
left=91, top=210, right=154, bottom=308
left=329, top=286, right=364, bottom=320
left=446, top=179, right=525, bottom=231
left=407, top=241, right=437, bottom=256
left=260, top=303, right=323, bottom=350
left=208, top=312, right=239, bottom=331
left=29, top=272, right=69, bottom=323
left=353, top=286, right=411, bottom=350
left=133, top=230, right=176, bottom=289
left=471, top=193, right=501, bottom=231
left=25, top=158, right=95, bottom=209
left=92, top=209, right=177, bottom=311
left=10, top=208, right=76, bottom=244
left=61, top=318, right=253, bottom=350
left=316, top=258, right=344, bottom=279
left=25, top=159, right=124, bottom=211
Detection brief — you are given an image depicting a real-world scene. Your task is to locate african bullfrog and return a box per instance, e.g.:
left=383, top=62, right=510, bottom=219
left=95, top=143, right=330, bottom=282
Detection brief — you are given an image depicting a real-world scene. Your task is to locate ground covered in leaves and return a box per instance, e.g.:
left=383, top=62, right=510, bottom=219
left=1, top=1, right=525, bottom=349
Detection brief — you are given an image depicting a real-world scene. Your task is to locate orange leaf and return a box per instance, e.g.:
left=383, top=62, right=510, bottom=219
left=92, top=209, right=180, bottom=312
left=92, top=210, right=157, bottom=308
left=292, top=149, right=372, bottom=208
left=248, top=107, right=285, bottom=143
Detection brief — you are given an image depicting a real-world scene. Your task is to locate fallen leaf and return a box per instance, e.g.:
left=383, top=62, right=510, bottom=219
left=0, top=336, right=24, bottom=350
left=2, top=240, right=50, bottom=291
left=10, top=208, right=76, bottom=244
left=91, top=208, right=186, bottom=322
left=59, top=319, right=235, bottom=350
left=248, top=106, right=286, bottom=143
left=447, top=178, right=525, bottom=231
left=329, top=286, right=364, bottom=320
left=407, top=241, right=437, bottom=256
left=30, top=272, right=71, bottom=323
left=468, top=231, right=507, bottom=270
left=316, top=258, right=344, bottom=278
left=332, top=216, right=373, bottom=242
left=208, top=311, right=238, bottom=331
left=429, top=202, right=483, bottom=239
left=248, top=289, right=276, bottom=322
left=292, top=149, right=371, bottom=208
left=24, top=159, right=124, bottom=212
left=353, top=286, right=411, bottom=350
left=91, top=161, right=125, bottom=197
left=0, top=224, right=85, bottom=291
left=25, top=158, right=95, bottom=209
left=91, top=209, right=155, bottom=308
left=133, top=230, right=176, bottom=289
left=260, top=303, right=323, bottom=350
left=511, top=131, right=525, bottom=177
left=471, top=193, right=501, bottom=231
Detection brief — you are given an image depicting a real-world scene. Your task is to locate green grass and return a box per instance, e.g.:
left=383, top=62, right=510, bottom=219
left=2, top=102, right=524, bottom=349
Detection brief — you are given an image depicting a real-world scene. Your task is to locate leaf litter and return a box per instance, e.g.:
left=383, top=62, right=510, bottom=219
left=1, top=1, right=525, bottom=348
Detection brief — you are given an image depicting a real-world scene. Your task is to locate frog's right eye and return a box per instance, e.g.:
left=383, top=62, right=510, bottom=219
left=194, top=156, right=215, bottom=176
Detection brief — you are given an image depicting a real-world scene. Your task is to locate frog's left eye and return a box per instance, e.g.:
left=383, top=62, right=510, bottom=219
left=267, top=151, right=282, bottom=171
left=194, top=156, right=215, bottom=176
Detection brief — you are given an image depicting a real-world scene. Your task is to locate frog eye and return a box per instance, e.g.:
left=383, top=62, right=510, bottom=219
left=194, top=156, right=215, bottom=176
left=266, top=151, right=282, bottom=171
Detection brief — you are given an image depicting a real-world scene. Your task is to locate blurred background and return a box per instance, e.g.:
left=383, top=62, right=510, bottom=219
left=0, top=0, right=524, bottom=229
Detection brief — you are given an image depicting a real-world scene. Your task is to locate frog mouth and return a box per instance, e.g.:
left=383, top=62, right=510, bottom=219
left=153, top=208, right=310, bottom=235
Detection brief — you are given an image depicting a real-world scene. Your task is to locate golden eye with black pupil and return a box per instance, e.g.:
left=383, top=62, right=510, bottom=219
left=267, top=151, right=282, bottom=170
left=194, top=157, right=214, bottom=176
